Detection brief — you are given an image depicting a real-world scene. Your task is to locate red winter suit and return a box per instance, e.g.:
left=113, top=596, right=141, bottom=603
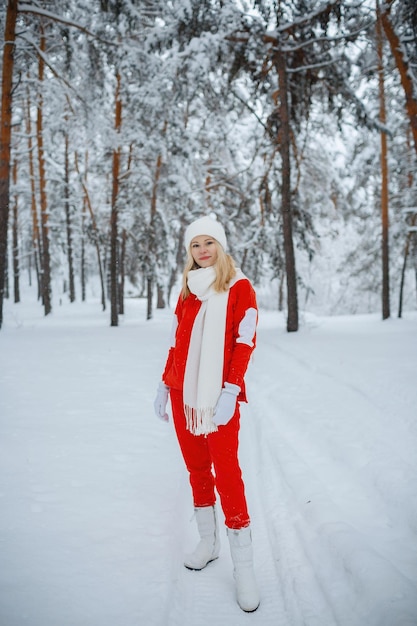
left=163, top=276, right=258, bottom=529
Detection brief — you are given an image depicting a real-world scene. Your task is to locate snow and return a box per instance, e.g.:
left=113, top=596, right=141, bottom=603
left=1, top=293, right=417, bottom=626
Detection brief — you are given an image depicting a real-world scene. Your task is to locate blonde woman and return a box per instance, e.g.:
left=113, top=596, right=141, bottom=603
left=154, top=215, right=260, bottom=612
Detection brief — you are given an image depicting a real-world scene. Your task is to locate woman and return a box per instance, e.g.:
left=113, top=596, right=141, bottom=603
left=153, top=215, right=260, bottom=612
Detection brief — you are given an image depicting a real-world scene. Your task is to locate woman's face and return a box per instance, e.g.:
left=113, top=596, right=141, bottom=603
left=190, top=235, right=218, bottom=268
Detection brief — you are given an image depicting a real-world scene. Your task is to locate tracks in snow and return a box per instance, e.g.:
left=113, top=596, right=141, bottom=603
left=243, top=330, right=417, bottom=626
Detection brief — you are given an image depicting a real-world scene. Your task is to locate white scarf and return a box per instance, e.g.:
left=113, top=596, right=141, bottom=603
left=183, top=266, right=233, bottom=435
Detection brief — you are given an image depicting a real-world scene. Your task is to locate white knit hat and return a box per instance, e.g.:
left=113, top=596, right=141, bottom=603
left=184, top=216, right=227, bottom=251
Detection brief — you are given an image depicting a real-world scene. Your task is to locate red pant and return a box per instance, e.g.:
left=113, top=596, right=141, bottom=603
left=170, top=389, right=250, bottom=530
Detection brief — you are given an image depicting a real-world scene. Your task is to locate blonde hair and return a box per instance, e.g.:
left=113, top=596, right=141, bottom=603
left=181, top=240, right=237, bottom=299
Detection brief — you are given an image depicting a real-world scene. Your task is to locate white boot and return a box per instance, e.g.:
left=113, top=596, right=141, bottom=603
left=227, top=526, right=260, bottom=612
left=184, top=505, right=221, bottom=570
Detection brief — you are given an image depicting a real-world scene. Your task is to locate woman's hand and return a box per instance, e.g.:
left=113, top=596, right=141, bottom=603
left=213, top=383, right=240, bottom=426
left=154, top=381, right=169, bottom=422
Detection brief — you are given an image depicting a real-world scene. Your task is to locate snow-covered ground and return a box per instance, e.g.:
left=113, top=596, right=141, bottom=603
left=1, top=293, right=417, bottom=626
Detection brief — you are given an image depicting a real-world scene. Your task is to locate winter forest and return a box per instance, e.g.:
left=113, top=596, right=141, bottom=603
left=0, top=0, right=417, bottom=329
left=2, top=3, right=417, bottom=625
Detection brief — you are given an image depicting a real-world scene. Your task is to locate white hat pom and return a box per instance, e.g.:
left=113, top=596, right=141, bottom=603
left=184, top=216, right=227, bottom=251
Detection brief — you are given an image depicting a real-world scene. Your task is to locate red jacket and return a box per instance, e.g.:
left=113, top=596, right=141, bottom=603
left=162, top=277, right=258, bottom=403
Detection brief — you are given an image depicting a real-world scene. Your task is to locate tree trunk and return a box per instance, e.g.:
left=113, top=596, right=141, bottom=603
left=4, top=256, right=9, bottom=299
left=147, top=277, right=153, bottom=321
left=26, top=83, right=42, bottom=300
left=147, top=122, right=166, bottom=320
left=75, top=150, right=106, bottom=310
left=64, top=128, right=75, bottom=302
left=146, top=153, right=163, bottom=322
left=37, top=27, right=52, bottom=316
left=167, top=224, right=185, bottom=305
left=152, top=143, right=164, bottom=310
left=276, top=49, right=299, bottom=332
left=0, top=0, right=18, bottom=328
left=398, top=234, right=410, bottom=319
left=380, top=3, right=417, bottom=155
left=157, top=284, right=165, bottom=309
left=81, top=194, right=86, bottom=302
left=376, top=2, right=390, bottom=320
left=118, top=228, right=126, bottom=315
left=110, top=72, right=122, bottom=327
left=278, top=272, right=284, bottom=312
left=27, top=241, right=32, bottom=286
left=80, top=151, right=88, bottom=302
left=12, top=159, right=19, bottom=303
left=399, top=208, right=417, bottom=316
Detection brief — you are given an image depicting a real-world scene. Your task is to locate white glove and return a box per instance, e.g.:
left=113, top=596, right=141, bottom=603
left=154, top=381, right=169, bottom=422
left=213, top=382, right=240, bottom=426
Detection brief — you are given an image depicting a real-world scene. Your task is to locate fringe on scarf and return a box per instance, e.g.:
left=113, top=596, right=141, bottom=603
left=184, top=404, right=218, bottom=436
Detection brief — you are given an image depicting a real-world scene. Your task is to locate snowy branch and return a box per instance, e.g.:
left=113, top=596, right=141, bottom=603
left=229, top=88, right=269, bottom=134
left=19, top=32, right=87, bottom=104
left=17, top=3, right=116, bottom=46
left=287, top=58, right=339, bottom=74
